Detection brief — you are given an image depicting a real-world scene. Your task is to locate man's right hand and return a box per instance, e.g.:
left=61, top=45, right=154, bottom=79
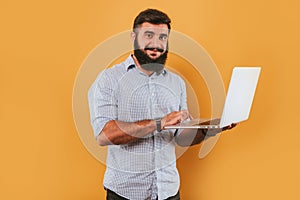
left=161, top=110, right=189, bottom=130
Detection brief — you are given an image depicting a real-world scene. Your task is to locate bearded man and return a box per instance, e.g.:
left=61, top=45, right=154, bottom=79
left=88, top=9, right=219, bottom=200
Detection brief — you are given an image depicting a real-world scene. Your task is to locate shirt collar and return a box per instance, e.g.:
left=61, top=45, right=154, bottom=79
left=125, top=54, right=167, bottom=76
left=124, top=55, right=136, bottom=71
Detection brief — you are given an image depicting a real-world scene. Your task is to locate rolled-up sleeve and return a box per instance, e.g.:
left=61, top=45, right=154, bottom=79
left=88, top=70, right=117, bottom=139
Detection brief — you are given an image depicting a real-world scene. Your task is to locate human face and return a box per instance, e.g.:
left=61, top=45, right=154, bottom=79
left=133, top=22, right=169, bottom=60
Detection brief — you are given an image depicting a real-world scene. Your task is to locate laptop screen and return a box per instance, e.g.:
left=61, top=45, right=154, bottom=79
left=219, top=67, right=261, bottom=127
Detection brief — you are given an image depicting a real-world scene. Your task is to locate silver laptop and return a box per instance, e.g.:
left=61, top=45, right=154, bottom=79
left=165, top=67, right=261, bottom=129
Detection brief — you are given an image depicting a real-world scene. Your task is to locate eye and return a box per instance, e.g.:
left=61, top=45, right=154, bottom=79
left=144, top=32, right=154, bottom=39
left=159, top=34, right=168, bottom=41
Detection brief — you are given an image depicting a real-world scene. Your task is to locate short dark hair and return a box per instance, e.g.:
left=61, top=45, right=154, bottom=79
left=133, top=8, right=171, bottom=31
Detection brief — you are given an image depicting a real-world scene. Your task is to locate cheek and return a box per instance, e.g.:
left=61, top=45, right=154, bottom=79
left=136, top=38, right=147, bottom=49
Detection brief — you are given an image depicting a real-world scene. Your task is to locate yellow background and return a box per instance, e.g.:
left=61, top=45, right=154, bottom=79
left=1, top=0, right=300, bottom=199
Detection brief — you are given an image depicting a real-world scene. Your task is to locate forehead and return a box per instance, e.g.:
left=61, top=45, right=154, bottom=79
left=137, top=22, right=169, bottom=34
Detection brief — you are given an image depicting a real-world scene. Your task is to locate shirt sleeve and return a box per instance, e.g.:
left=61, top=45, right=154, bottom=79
left=174, top=77, right=189, bottom=137
left=179, top=77, right=188, bottom=111
left=88, top=70, right=118, bottom=139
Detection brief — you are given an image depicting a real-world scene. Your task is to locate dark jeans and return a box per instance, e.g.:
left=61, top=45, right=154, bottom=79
left=106, top=189, right=180, bottom=200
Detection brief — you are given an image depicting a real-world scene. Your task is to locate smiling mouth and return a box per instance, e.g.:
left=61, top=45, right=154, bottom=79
left=144, top=47, right=164, bottom=53
left=150, top=52, right=158, bottom=57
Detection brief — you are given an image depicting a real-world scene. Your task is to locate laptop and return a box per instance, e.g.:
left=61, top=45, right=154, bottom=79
left=165, top=67, right=261, bottom=129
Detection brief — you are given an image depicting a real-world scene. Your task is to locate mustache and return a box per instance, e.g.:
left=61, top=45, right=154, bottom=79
left=144, top=47, right=164, bottom=53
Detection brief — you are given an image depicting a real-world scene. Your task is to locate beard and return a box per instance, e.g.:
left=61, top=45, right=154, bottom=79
left=133, top=39, right=168, bottom=74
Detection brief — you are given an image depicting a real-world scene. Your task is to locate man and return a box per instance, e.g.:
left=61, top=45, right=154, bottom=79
left=88, top=8, right=234, bottom=200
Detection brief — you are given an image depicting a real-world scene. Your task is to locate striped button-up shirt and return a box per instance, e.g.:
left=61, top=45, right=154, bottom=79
left=88, top=55, right=187, bottom=200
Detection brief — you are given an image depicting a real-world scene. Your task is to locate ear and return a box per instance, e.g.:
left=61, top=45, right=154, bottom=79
left=130, top=31, right=136, bottom=43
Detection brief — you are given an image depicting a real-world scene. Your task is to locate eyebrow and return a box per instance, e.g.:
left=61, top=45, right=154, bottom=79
left=144, top=30, right=155, bottom=34
left=160, top=33, right=168, bottom=37
left=144, top=31, right=168, bottom=37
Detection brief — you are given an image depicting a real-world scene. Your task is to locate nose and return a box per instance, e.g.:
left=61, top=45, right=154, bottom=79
left=151, top=35, right=161, bottom=48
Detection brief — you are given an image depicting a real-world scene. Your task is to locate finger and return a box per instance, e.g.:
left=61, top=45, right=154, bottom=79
left=223, top=123, right=237, bottom=131
left=166, top=111, right=188, bottom=125
left=180, top=110, right=189, bottom=120
left=232, top=123, right=238, bottom=128
left=168, top=115, right=182, bottom=125
left=222, top=125, right=231, bottom=131
left=228, top=123, right=237, bottom=129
